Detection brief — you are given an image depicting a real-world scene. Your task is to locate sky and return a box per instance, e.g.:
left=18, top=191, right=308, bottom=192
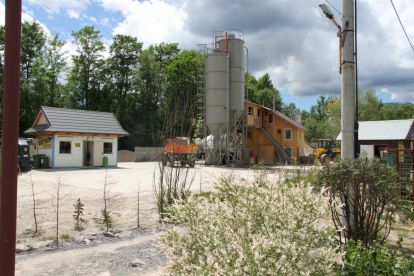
left=1, top=0, right=414, bottom=110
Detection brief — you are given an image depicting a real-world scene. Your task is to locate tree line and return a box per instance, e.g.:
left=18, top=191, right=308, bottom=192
left=302, top=90, right=414, bottom=142
left=0, top=23, right=207, bottom=149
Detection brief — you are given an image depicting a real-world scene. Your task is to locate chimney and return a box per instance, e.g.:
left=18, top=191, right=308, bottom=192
left=291, top=109, right=302, bottom=125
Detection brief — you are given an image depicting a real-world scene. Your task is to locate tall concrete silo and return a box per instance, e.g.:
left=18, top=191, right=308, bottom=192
left=218, top=33, right=245, bottom=118
left=204, top=30, right=245, bottom=165
left=205, top=51, right=229, bottom=164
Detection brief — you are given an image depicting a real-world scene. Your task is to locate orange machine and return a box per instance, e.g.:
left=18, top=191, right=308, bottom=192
left=162, top=137, right=197, bottom=167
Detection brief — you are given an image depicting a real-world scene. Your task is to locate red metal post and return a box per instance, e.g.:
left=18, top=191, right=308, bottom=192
left=0, top=0, right=22, bottom=275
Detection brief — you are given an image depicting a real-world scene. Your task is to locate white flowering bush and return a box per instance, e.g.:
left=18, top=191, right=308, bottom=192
left=163, top=177, right=342, bottom=275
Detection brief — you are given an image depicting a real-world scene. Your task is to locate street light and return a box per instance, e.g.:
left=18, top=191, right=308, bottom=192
left=319, top=4, right=341, bottom=31
left=319, top=2, right=357, bottom=160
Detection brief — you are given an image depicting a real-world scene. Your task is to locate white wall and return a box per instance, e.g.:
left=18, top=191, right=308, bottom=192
left=53, top=135, right=118, bottom=168
left=360, top=145, right=374, bottom=159
left=102, top=138, right=118, bottom=166
left=54, top=136, right=83, bottom=167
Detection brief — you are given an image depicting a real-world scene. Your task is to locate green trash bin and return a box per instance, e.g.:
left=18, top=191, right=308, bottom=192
left=103, top=156, right=109, bottom=168
left=33, top=154, right=46, bottom=169
left=42, top=156, right=50, bottom=168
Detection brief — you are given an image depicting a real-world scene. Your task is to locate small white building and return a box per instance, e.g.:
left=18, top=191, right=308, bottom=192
left=25, top=106, right=128, bottom=168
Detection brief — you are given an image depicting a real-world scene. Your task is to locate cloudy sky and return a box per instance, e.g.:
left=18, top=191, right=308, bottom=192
left=1, top=0, right=414, bottom=110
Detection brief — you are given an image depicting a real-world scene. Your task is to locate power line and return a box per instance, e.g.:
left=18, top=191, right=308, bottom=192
left=325, top=0, right=342, bottom=16
left=390, top=0, right=414, bottom=52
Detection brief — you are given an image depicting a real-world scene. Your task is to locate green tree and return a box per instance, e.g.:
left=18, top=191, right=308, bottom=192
left=282, top=102, right=298, bottom=117
left=163, top=50, right=203, bottom=139
left=20, top=22, right=47, bottom=133
left=67, top=25, right=105, bottom=110
left=358, top=90, right=383, bottom=121
left=244, top=72, right=282, bottom=110
left=380, top=102, right=414, bottom=120
left=108, top=34, right=142, bottom=115
left=303, top=96, right=339, bottom=141
left=131, top=43, right=180, bottom=147
left=45, top=35, right=66, bottom=107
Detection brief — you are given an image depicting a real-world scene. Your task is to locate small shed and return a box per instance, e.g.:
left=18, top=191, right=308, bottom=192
left=337, top=119, right=414, bottom=158
left=24, top=106, right=128, bottom=168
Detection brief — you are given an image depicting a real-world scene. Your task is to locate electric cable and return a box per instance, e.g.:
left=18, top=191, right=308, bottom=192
left=390, top=0, right=414, bottom=51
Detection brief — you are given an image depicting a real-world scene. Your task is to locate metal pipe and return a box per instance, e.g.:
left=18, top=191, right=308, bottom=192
left=0, top=0, right=22, bottom=274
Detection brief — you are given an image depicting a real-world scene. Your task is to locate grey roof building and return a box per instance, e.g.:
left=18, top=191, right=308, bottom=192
left=337, top=119, right=414, bottom=158
left=25, top=106, right=128, bottom=136
left=336, top=119, right=414, bottom=141
left=25, top=107, right=128, bottom=168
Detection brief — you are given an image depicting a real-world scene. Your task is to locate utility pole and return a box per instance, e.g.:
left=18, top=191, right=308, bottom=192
left=340, top=0, right=356, bottom=159
left=0, top=0, right=22, bottom=274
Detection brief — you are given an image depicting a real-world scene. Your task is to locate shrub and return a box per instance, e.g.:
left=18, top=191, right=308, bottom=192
left=337, top=239, right=414, bottom=275
left=317, top=159, right=399, bottom=246
left=163, top=177, right=341, bottom=275
left=73, top=198, right=86, bottom=231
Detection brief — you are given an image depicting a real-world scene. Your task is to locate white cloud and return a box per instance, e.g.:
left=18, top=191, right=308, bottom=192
left=27, top=0, right=93, bottom=18
left=100, top=0, right=199, bottom=48
left=0, top=3, right=50, bottom=36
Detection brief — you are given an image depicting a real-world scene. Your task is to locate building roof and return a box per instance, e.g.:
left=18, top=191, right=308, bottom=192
left=245, top=100, right=304, bottom=129
left=336, top=119, right=414, bottom=141
left=24, top=106, right=129, bottom=136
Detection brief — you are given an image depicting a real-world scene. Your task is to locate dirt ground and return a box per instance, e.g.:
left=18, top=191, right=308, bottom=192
left=14, top=162, right=286, bottom=275
left=16, top=162, right=291, bottom=243
left=14, top=162, right=414, bottom=275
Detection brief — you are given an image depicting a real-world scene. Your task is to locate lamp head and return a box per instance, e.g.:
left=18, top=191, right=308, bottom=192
left=319, top=3, right=335, bottom=20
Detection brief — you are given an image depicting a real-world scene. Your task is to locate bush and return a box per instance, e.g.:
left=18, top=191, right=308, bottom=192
left=163, top=177, right=341, bottom=275
left=338, top=239, right=414, bottom=275
left=317, top=159, right=399, bottom=246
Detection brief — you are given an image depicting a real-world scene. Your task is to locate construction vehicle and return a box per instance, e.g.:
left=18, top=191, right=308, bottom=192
left=161, top=137, right=197, bottom=168
left=312, top=139, right=341, bottom=165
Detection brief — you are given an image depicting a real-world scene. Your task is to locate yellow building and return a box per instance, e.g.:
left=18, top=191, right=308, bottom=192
left=245, top=101, right=305, bottom=165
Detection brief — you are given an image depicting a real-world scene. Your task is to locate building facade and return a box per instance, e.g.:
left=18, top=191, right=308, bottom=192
left=244, top=101, right=305, bottom=165
left=25, top=106, right=128, bottom=168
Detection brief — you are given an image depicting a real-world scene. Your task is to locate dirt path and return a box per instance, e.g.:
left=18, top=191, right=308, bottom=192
left=15, top=229, right=167, bottom=276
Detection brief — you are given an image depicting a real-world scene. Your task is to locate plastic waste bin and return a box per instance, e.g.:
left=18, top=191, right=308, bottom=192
left=33, top=154, right=46, bottom=169
left=103, top=156, right=109, bottom=168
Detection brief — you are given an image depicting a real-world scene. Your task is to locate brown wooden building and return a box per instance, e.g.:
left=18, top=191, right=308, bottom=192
left=244, top=101, right=305, bottom=165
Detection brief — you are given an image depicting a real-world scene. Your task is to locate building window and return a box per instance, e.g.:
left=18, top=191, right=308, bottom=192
left=268, top=114, right=273, bottom=124
left=104, top=142, right=113, bottom=154
left=277, top=129, right=282, bottom=134
left=59, top=141, right=71, bottom=154
left=285, top=129, right=292, bottom=140
left=247, top=131, right=252, bottom=139
left=285, top=147, right=292, bottom=158
left=257, top=109, right=261, bottom=116
left=248, top=106, right=253, bottom=115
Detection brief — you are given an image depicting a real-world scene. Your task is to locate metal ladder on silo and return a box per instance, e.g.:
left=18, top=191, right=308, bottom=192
left=196, top=45, right=208, bottom=163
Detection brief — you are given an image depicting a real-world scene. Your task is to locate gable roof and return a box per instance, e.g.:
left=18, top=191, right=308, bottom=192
left=24, top=106, right=129, bottom=136
left=336, top=119, right=414, bottom=141
left=245, top=100, right=304, bottom=129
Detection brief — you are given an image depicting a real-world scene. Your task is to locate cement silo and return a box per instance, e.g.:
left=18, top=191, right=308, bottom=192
left=218, top=33, right=245, bottom=115
left=204, top=30, right=245, bottom=165
left=205, top=51, right=229, bottom=164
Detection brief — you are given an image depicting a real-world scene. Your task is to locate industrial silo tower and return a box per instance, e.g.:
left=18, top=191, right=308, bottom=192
left=205, top=30, right=245, bottom=165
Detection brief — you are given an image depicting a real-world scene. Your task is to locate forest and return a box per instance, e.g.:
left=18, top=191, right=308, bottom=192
left=0, top=22, right=413, bottom=149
